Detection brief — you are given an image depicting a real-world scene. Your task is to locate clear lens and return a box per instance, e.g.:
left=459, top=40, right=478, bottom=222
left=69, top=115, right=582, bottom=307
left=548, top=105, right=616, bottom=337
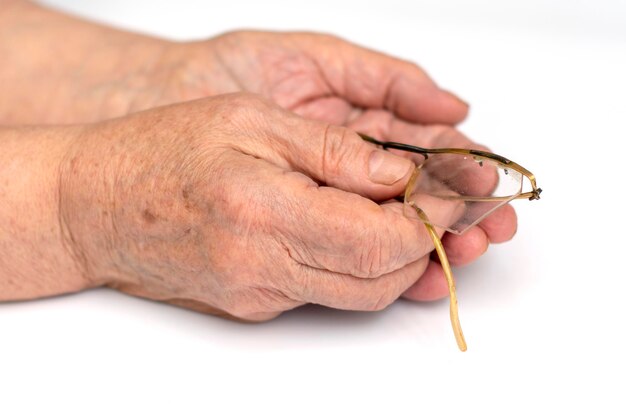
left=403, top=153, right=523, bottom=234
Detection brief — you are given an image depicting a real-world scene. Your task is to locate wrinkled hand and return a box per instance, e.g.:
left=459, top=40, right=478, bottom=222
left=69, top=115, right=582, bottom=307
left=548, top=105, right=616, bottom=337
left=58, top=94, right=515, bottom=320
left=160, top=31, right=469, bottom=126
left=1, top=2, right=516, bottom=311
left=4, top=24, right=468, bottom=127
left=120, top=31, right=516, bottom=304
left=73, top=30, right=515, bottom=299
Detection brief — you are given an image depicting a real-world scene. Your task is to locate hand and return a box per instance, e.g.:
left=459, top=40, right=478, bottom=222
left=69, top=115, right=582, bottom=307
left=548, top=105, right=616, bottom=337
left=56, top=93, right=514, bottom=320
left=0, top=4, right=468, bottom=127
left=1, top=3, right=515, bottom=310
left=160, top=31, right=469, bottom=125
left=103, top=31, right=514, bottom=303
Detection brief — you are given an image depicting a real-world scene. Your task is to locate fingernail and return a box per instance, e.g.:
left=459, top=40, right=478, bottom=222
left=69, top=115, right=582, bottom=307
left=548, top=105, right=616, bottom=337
left=368, top=150, right=413, bottom=185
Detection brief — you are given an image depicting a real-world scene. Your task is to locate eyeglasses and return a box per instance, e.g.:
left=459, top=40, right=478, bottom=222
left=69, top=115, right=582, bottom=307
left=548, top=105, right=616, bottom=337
left=359, top=133, right=542, bottom=351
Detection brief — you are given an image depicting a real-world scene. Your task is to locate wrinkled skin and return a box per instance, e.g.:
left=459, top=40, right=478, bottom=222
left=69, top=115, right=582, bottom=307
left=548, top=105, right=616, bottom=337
left=1, top=29, right=467, bottom=126
left=52, top=31, right=514, bottom=304
left=158, top=31, right=470, bottom=125
left=58, top=94, right=516, bottom=321
left=0, top=2, right=517, bottom=317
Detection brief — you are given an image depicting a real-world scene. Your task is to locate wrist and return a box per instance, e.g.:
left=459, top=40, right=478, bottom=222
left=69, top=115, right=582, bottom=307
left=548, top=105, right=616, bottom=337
left=56, top=123, right=127, bottom=289
left=0, top=125, right=94, bottom=300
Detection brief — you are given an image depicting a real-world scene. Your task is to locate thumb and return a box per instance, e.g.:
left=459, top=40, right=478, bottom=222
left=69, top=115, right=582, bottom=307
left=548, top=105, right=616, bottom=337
left=267, top=108, right=415, bottom=201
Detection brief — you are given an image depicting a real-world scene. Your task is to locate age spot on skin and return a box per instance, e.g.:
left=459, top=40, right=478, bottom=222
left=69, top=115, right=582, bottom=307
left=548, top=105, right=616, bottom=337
left=142, top=209, right=157, bottom=224
left=182, top=188, right=193, bottom=211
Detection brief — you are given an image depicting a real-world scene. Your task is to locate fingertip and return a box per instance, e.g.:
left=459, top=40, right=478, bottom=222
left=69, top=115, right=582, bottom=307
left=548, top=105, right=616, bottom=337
left=442, top=227, right=489, bottom=267
left=479, top=204, right=518, bottom=244
left=439, top=89, right=470, bottom=124
left=390, top=74, right=470, bottom=125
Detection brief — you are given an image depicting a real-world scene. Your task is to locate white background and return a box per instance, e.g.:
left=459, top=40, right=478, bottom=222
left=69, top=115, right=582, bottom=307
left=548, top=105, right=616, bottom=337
left=2, top=1, right=625, bottom=416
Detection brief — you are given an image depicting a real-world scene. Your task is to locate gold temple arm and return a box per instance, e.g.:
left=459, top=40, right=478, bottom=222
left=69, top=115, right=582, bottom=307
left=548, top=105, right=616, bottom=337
left=412, top=204, right=467, bottom=352
left=404, top=167, right=467, bottom=351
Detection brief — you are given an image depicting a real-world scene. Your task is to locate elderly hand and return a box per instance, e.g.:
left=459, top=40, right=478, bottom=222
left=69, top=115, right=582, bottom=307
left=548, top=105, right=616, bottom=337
left=156, top=31, right=469, bottom=125
left=47, top=94, right=512, bottom=319
left=0, top=2, right=516, bottom=313
left=1, top=4, right=467, bottom=127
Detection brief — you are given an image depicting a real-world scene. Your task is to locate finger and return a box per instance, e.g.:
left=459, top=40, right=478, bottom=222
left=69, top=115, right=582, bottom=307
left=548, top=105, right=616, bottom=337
left=441, top=227, right=489, bottom=266
left=347, top=109, right=488, bottom=151
left=283, top=123, right=413, bottom=201
left=304, top=35, right=469, bottom=124
left=430, top=207, right=517, bottom=268
left=351, top=110, right=515, bottom=215
left=278, top=187, right=437, bottom=278
left=269, top=153, right=462, bottom=280
left=290, top=96, right=354, bottom=126
left=401, top=260, right=450, bottom=301
left=214, top=97, right=458, bottom=278
left=477, top=204, right=518, bottom=243
left=279, top=180, right=465, bottom=279
left=379, top=118, right=517, bottom=240
left=215, top=147, right=436, bottom=279
left=230, top=94, right=415, bottom=201
left=348, top=111, right=495, bottom=190
left=291, top=256, right=431, bottom=311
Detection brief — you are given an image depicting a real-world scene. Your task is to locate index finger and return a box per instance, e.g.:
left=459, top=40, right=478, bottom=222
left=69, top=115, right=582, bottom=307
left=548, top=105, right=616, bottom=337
left=277, top=179, right=460, bottom=279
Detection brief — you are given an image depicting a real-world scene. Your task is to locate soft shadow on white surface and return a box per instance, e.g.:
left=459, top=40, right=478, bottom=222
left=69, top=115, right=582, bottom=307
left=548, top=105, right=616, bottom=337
left=0, top=286, right=454, bottom=350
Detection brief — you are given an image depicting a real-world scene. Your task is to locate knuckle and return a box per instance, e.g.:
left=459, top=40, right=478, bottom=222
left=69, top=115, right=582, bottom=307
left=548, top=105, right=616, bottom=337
left=357, top=236, right=384, bottom=278
left=321, top=125, right=356, bottom=182
left=354, top=228, right=396, bottom=278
